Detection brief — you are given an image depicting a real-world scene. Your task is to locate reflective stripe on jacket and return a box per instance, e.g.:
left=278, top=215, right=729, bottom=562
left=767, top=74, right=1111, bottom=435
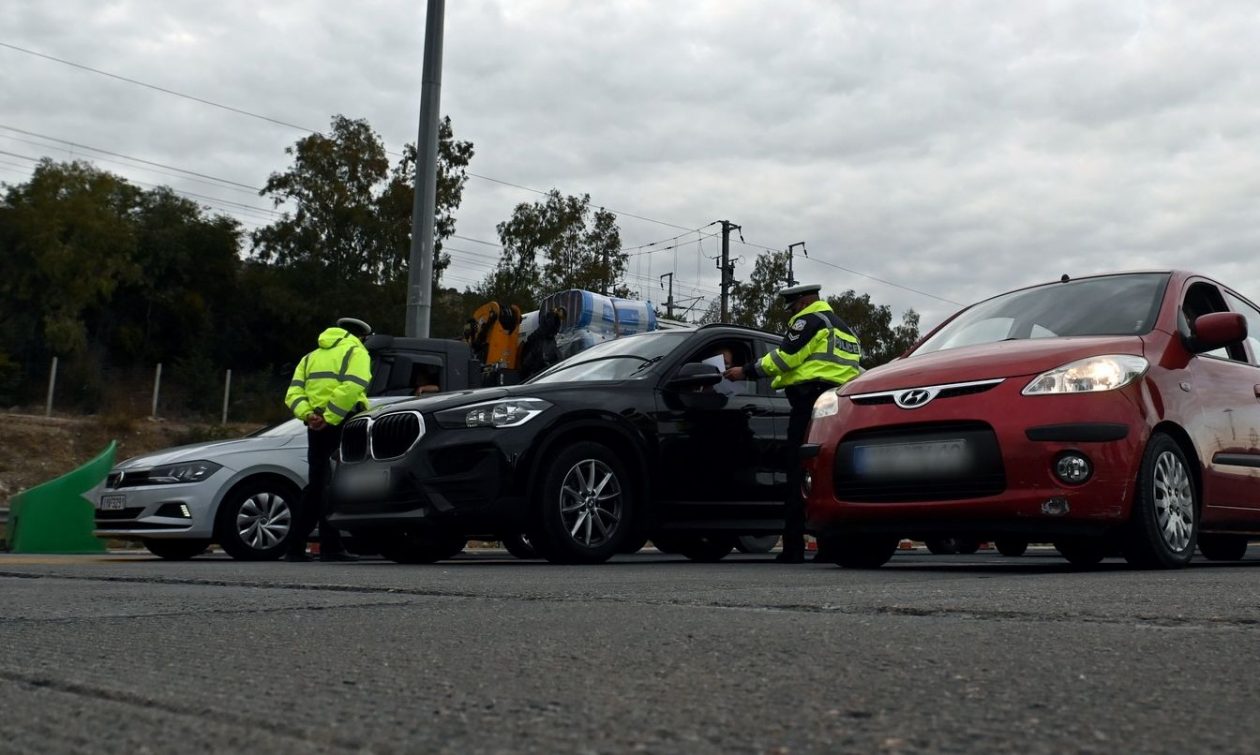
left=754, top=300, right=861, bottom=390
left=283, top=327, right=371, bottom=426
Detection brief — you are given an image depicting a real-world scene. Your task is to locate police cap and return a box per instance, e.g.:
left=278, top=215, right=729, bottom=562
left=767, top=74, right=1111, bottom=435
left=336, top=317, right=373, bottom=338
left=776, top=283, right=821, bottom=304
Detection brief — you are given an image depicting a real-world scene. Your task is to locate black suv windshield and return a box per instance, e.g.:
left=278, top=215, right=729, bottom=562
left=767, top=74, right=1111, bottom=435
left=914, top=273, right=1170, bottom=355
left=530, top=331, right=691, bottom=383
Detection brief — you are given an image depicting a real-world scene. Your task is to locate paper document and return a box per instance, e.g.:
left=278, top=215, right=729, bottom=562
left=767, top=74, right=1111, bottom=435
left=701, top=355, right=739, bottom=396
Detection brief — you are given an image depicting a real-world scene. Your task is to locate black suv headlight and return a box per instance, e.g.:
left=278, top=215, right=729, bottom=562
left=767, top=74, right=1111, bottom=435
left=147, top=460, right=223, bottom=484
left=434, top=398, right=552, bottom=429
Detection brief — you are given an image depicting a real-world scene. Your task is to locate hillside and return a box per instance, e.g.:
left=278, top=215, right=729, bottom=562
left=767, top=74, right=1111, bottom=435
left=0, top=412, right=264, bottom=508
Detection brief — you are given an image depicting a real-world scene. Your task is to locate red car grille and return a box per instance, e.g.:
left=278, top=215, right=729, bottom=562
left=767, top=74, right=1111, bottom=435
left=832, top=421, right=1006, bottom=502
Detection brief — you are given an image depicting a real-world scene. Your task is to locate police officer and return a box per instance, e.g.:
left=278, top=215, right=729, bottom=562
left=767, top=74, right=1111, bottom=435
left=282, top=317, right=373, bottom=562
left=724, top=284, right=861, bottom=562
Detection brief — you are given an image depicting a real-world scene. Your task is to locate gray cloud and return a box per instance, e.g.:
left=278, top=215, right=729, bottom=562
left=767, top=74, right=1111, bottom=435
left=3, top=0, right=1259, bottom=332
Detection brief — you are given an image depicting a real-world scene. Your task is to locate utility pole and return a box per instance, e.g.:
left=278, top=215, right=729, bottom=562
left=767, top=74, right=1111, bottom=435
left=787, top=241, right=807, bottom=287
left=718, top=220, right=741, bottom=323
left=660, top=273, right=676, bottom=318
left=405, top=0, right=445, bottom=338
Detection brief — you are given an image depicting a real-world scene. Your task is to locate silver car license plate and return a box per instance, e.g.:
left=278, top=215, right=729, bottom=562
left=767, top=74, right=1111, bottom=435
left=855, top=439, right=970, bottom=477
left=99, top=494, right=127, bottom=511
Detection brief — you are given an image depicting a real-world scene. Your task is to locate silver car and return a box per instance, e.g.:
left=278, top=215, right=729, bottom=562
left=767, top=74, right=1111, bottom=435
left=93, top=419, right=310, bottom=560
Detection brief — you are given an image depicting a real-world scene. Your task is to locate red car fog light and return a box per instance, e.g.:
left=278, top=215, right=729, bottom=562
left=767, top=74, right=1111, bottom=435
left=1054, top=452, right=1092, bottom=485
left=802, top=471, right=813, bottom=496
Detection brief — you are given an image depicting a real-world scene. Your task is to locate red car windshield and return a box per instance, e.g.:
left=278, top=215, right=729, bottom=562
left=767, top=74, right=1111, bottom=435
left=914, top=273, right=1170, bottom=355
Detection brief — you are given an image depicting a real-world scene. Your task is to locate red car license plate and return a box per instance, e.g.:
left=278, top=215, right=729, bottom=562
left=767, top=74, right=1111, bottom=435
left=855, top=439, right=970, bottom=477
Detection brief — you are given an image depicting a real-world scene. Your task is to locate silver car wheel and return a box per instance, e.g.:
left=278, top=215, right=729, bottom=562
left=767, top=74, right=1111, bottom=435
left=236, top=491, right=293, bottom=550
left=559, top=459, right=622, bottom=548
left=1152, top=450, right=1193, bottom=553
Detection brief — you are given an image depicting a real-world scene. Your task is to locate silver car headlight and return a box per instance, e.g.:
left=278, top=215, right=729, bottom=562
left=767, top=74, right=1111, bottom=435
left=146, top=460, right=223, bottom=484
left=1022, top=355, right=1148, bottom=395
left=812, top=389, right=841, bottom=419
left=435, top=398, right=552, bottom=429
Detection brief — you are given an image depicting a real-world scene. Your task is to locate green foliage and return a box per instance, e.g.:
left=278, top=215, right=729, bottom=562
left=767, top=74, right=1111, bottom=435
left=718, top=247, right=921, bottom=369
left=0, top=112, right=478, bottom=416
left=480, top=190, right=627, bottom=305
left=0, top=160, right=142, bottom=359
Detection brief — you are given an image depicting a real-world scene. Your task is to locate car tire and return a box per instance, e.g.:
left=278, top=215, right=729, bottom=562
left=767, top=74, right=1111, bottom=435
left=1122, top=433, right=1198, bottom=569
left=530, top=441, right=633, bottom=564
left=670, top=534, right=738, bottom=562
left=215, top=478, right=300, bottom=561
left=924, top=538, right=960, bottom=555
left=955, top=540, right=982, bottom=555
left=1198, top=534, right=1249, bottom=561
left=379, top=529, right=467, bottom=564
left=618, top=535, right=650, bottom=555
left=144, top=539, right=211, bottom=560
left=826, top=535, right=898, bottom=569
left=1054, top=538, right=1108, bottom=567
left=502, top=533, right=539, bottom=560
left=994, top=538, right=1029, bottom=557
left=735, top=534, right=780, bottom=554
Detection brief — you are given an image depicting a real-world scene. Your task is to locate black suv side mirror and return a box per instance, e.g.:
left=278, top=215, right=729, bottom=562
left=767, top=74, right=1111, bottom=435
left=667, top=362, right=722, bottom=390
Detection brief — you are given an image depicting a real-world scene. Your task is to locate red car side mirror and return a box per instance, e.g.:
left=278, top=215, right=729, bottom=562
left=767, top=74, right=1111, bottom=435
left=1187, top=312, right=1247, bottom=354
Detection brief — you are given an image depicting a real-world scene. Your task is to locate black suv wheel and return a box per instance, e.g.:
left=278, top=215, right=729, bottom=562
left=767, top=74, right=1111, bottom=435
left=531, top=441, right=632, bottom=564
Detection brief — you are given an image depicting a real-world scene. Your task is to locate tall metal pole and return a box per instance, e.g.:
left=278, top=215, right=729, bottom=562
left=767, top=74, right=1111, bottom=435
left=787, top=241, right=806, bottom=287
left=718, top=221, right=739, bottom=323
left=405, top=0, right=446, bottom=338
left=660, top=273, right=675, bottom=319
left=44, top=356, right=58, bottom=418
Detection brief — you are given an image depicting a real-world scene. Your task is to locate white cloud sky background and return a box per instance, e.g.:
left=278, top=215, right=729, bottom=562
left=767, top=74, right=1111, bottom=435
left=3, top=0, right=1259, bottom=330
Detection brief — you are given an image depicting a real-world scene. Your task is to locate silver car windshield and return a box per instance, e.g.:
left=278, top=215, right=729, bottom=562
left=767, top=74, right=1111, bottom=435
left=530, top=331, right=690, bottom=383
left=914, top=273, right=1170, bottom=355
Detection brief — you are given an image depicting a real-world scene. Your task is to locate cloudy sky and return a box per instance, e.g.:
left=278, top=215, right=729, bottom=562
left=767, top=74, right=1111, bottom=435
left=3, top=0, right=1259, bottom=330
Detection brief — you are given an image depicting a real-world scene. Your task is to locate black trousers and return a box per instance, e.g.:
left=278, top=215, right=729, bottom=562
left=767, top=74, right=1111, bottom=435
left=288, top=423, right=347, bottom=555
left=783, top=382, right=834, bottom=553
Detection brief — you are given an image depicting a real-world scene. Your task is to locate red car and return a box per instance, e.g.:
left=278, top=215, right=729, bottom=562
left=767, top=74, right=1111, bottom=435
left=803, top=271, right=1260, bottom=569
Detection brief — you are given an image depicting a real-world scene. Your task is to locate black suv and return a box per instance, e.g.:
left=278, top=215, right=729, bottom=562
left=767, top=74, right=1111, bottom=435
left=327, top=325, right=795, bottom=564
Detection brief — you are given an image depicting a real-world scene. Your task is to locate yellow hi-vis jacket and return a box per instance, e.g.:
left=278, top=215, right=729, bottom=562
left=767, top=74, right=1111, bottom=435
left=751, top=300, right=861, bottom=390
left=284, top=327, right=372, bottom=426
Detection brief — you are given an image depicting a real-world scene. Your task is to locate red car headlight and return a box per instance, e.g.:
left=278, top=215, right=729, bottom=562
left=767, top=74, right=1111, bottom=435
left=1022, top=355, right=1148, bottom=395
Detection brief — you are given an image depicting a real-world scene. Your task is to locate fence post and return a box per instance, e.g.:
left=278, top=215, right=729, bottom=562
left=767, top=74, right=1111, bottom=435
left=221, top=369, right=232, bottom=425
left=45, top=356, right=58, bottom=418
left=151, top=363, right=162, bottom=419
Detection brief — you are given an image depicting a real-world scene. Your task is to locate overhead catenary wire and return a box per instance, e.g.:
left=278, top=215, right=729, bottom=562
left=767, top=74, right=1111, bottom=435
left=1, top=40, right=957, bottom=307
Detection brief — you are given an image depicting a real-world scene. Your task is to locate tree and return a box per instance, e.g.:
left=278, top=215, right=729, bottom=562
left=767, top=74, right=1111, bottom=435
left=480, top=190, right=627, bottom=305
left=827, top=291, right=921, bottom=367
left=251, top=114, right=474, bottom=335
left=718, top=247, right=920, bottom=369
left=728, top=249, right=792, bottom=332
left=0, top=160, right=141, bottom=364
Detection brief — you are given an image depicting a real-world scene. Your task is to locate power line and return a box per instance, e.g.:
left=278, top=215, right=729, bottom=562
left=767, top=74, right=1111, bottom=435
left=0, top=41, right=320, bottom=134
left=2, top=43, right=957, bottom=307
left=0, top=132, right=264, bottom=197
left=1, top=41, right=708, bottom=235
left=0, top=124, right=262, bottom=192
left=730, top=237, right=961, bottom=306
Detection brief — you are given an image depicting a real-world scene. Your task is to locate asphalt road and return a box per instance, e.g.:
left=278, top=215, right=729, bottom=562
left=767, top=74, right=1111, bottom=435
left=2, top=546, right=1260, bottom=754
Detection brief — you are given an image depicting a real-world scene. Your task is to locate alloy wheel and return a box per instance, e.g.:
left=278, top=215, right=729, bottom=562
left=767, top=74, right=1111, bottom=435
left=558, top=459, right=623, bottom=548
left=236, top=491, right=293, bottom=550
left=1152, top=450, right=1194, bottom=553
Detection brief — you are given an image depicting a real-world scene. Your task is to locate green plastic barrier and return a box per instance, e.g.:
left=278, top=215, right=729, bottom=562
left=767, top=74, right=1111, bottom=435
left=6, top=442, right=114, bottom=554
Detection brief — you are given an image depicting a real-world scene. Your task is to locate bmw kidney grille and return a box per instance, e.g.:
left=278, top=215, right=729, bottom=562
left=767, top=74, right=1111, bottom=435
left=368, top=412, right=424, bottom=460
left=339, top=418, right=370, bottom=463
